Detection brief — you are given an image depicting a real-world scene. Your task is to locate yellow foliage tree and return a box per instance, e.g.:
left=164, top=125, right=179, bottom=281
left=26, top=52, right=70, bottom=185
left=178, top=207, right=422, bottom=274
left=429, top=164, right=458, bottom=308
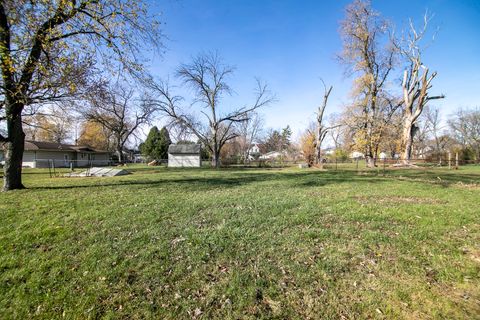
left=339, top=0, right=400, bottom=167
left=300, top=130, right=316, bottom=166
left=77, top=120, right=112, bottom=151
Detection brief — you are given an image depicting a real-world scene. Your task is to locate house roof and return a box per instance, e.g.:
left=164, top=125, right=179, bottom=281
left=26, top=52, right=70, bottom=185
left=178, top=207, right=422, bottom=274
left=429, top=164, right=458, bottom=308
left=168, top=144, right=201, bottom=154
left=264, top=151, right=283, bottom=156
left=24, top=140, right=108, bottom=153
left=25, top=140, right=72, bottom=151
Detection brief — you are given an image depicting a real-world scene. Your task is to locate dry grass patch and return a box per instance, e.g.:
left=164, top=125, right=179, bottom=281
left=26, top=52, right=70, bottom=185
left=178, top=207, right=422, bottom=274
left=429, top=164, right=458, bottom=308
left=353, top=195, right=446, bottom=206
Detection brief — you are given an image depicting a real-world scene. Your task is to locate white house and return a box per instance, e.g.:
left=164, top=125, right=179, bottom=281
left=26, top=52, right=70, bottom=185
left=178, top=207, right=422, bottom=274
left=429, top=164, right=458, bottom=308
left=247, top=143, right=261, bottom=160
left=379, top=152, right=400, bottom=160
left=259, top=151, right=285, bottom=160
left=0, top=140, right=111, bottom=168
left=349, top=151, right=365, bottom=159
left=248, top=143, right=260, bottom=155
left=324, top=148, right=335, bottom=156
left=168, top=144, right=201, bottom=167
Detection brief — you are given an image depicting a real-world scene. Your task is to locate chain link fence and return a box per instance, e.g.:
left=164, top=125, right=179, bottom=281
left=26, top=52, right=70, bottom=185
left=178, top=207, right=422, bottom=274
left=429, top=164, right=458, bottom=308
left=218, top=154, right=480, bottom=172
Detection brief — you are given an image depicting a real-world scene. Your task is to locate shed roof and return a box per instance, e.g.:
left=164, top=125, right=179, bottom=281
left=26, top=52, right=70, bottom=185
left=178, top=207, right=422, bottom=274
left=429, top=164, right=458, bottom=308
left=168, top=144, right=201, bottom=154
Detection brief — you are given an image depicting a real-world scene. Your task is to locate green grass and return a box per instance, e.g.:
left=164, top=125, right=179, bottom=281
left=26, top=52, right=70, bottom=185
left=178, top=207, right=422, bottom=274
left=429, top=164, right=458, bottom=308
left=0, top=165, right=479, bottom=319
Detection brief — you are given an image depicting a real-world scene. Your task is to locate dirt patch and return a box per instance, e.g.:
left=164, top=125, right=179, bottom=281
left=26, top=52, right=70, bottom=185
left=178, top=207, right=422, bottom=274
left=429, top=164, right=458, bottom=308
left=353, top=195, right=447, bottom=206
left=462, top=247, right=480, bottom=264
left=453, top=182, right=480, bottom=190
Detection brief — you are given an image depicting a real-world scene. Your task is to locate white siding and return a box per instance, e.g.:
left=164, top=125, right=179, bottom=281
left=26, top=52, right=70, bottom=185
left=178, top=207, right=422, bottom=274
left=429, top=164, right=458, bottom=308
left=77, top=152, right=89, bottom=167
left=33, top=151, right=75, bottom=168
left=27, top=150, right=110, bottom=168
left=22, top=151, right=37, bottom=168
left=90, top=153, right=110, bottom=166
left=168, top=154, right=201, bottom=167
left=76, top=152, right=110, bottom=166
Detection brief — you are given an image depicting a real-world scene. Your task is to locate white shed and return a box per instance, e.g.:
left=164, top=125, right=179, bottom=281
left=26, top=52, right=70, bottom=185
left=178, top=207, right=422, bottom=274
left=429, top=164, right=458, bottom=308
left=168, top=144, right=201, bottom=167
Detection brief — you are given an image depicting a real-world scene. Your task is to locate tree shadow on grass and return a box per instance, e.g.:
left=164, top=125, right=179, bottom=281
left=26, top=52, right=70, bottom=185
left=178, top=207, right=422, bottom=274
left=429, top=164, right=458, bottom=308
left=27, top=170, right=392, bottom=192
left=23, top=166, right=480, bottom=192
left=384, top=169, right=480, bottom=187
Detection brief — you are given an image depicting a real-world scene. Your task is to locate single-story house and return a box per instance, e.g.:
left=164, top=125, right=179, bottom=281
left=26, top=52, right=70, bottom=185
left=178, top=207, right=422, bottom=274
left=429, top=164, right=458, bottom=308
left=1, top=140, right=111, bottom=168
left=324, top=148, right=335, bottom=156
left=349, top=151, right=365, bottom=159
left=168, top=144, right=201, bottom=167
left=133, top=153, right=147, bottom=163
left=259, top=151, right=285, bottom=160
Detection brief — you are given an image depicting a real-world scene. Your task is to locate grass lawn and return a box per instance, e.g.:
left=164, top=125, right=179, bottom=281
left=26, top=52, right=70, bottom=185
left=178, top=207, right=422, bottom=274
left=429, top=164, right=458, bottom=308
left=0, top=165, right=479, bottom=319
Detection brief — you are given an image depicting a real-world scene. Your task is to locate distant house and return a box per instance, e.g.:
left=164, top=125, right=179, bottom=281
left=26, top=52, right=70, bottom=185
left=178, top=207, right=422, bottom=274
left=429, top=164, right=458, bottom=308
left=379, top=152, right=400, bottom=160
left=350, top=151, right=365, bottom=159
left=249, top=143, right=260, bottom=155
left=247, top=143, right=261, bottom=160
left=0, top=140, right=111, bottom=168
left=259, top=151, right=285, bottom=160
left=133, top=153, right=146, bottom=163
left=323, top=148, right=335, bottom=156
left=168, top=144, right=201, bottom=167
left=121, top=148, right=145, bottom=163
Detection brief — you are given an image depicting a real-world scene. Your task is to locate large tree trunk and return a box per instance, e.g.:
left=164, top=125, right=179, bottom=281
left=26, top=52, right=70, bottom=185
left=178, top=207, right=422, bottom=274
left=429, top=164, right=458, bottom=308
left=3, top=113, right=26, bottom=191
left=365, top=144, right=376, bottom=167
left=315, top=126, right=322, bottom=166
left=402, top=117, right=415, bottom=163
left=243, top=150, right=250, bottom=165
left=212, top=149, right=220, bottom=168
left=435, top=137, right=442, bottom=165
left=315, top=147, right=322, bottom=167
left=116, top=144, right=124, bottom=164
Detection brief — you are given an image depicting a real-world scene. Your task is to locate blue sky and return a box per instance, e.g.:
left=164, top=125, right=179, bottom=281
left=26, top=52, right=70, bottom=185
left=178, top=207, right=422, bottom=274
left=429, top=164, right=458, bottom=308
left=147, top=0, right=480, bottom=140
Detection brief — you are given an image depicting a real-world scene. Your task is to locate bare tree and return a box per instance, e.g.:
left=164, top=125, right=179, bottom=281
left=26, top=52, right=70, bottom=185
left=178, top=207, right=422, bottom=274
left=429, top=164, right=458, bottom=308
left=423, top=106, right=444, bottom=163
left=379, top=112, right=403, bottom=158
left=339, top=0, right=400, bottom=167
left=314, top=80, right=336, bottom=165
left=84, top=84, right=158, bottom=163
left=236, top=112, right=264, bottom=163
left=23, top=105, right=73, bottom=143
left=448, top=108, right=480, bottom=161
left=0, top=1, right=162, bottom=190
left=398, top=14, right=445, bottom=163
left=149, top=53, right=273, bottom=168
left=327, top=113, right=346, bottom=151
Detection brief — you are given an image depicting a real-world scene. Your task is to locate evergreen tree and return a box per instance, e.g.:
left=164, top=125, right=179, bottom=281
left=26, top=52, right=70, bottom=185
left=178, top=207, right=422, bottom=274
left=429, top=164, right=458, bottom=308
left=281, top=126, right=292, bottom=151
left=141, top=126, right=172, bottom=160
left=158, top=127, right=172, bottom=160
left=141, top=126, right=160, bottom=160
